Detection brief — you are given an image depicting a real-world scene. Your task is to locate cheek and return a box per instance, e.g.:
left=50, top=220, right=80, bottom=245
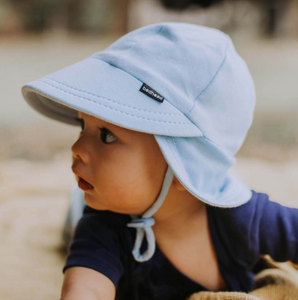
left=93, top=148, right=163, bottom=214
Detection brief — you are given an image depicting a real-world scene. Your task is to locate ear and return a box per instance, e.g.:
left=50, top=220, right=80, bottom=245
left=172, top=175, right=186, bottom=191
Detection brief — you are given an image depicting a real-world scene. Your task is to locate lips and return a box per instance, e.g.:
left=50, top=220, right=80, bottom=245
left=78, top=177, right=94, bottom=190
left=71, top=166, right=93, bottom=188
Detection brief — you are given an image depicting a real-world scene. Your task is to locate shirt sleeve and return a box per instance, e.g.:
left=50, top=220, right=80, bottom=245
left=62, top=206, right=125, bottom=289
left=211, top=190, right=298, bottom=268
left=249, top=192, right=298, bottom=264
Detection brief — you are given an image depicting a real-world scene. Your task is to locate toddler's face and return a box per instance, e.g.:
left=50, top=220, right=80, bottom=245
left=71, top=111, right=168, bottom=215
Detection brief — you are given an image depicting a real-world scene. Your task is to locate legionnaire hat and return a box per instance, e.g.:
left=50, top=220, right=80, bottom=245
left=21, top=22, right=256, bottom=262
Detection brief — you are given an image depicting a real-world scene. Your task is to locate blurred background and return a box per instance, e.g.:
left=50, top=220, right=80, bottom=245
left=0, top=0, right=298, bottom=299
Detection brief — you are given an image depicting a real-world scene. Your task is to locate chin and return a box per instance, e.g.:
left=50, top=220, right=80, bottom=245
left=84, top=198, right=107, bottom=211
left=85, top=202, right=102, bottom=211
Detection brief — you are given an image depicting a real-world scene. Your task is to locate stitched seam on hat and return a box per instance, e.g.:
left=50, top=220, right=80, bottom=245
left=188, top=38, right=230, bottom=114
left=37, top=80, right=193, bottom=125
left=40, top=78, right=182, bottom=117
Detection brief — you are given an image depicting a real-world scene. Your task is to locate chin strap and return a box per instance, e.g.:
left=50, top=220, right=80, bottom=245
left=126, top=166, right=174, bottom=262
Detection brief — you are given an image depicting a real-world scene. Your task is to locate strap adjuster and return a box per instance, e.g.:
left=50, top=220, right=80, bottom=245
left=127, top=217, right=155, bottom=228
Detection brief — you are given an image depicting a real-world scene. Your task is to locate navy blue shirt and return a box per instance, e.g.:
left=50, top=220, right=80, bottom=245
left=62, top=190, right=298, bottom=300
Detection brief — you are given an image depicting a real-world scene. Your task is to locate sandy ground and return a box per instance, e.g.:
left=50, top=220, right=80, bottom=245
left=0, top=151, right=73, bottom=299
left=0, top=150, right=298, bottom=299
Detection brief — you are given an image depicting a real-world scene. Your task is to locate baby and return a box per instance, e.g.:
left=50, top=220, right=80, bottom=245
left=21, top=22, right=298, bottom=300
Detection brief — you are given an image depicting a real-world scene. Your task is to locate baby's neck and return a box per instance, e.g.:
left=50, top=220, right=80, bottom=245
left=152, top=191, right=206, bottom=240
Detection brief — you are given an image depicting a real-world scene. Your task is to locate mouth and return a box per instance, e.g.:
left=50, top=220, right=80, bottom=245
left=78, top=176, right=94, bottom=190
left=72, top=166, right=94, bottom=190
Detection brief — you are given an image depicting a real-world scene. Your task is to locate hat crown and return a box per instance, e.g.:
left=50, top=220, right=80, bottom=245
left=92, top=22, right=229, bottom=114
left=92, top=22, right=256, bottom=156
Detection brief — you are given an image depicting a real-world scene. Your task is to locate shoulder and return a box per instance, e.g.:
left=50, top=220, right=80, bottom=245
left=207, top=189, right=270, bottom=225
left=207, top=189, right=267, bottom=229
left=206, top=190, right=269, bottom=265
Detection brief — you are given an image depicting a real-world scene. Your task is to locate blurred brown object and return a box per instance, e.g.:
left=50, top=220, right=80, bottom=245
left=187, top=255, right=298, bottom=300
left=112, top=0, right=130, bottom=34
left=62, top=0, right=131, bottom=35
left=255, top=0, right=295, bottom=37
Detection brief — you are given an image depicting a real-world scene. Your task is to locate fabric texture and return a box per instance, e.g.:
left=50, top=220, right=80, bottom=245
left=62, top=190, right=298, bottom=300
left=21, top=22, right=255, bottom=208
left=187, top=255, right=298, bottom=300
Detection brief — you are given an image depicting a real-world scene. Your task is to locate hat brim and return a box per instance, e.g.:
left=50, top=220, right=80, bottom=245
left=154, top=135, right=252, bottom=207
left=22, top=57, right=203, bottom=137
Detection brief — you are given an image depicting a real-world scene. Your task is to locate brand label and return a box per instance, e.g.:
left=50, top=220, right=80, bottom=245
left=139, top=83, right=164, bottom=103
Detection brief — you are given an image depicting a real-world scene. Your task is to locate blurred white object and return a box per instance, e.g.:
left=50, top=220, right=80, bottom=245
left=62, top=182, right=86, bottom=251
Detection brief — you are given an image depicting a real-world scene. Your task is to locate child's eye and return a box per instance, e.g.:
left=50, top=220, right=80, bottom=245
left=79, top=119, right=116, bottom=144
left=100, top=128, right=117, bottom=144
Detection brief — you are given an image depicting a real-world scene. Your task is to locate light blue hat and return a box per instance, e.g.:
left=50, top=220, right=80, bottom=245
left=21, top=22, right=255, bottom=262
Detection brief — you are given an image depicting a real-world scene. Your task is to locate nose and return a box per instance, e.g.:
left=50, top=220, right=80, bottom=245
left=71, top=136, right=90, bottom=165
